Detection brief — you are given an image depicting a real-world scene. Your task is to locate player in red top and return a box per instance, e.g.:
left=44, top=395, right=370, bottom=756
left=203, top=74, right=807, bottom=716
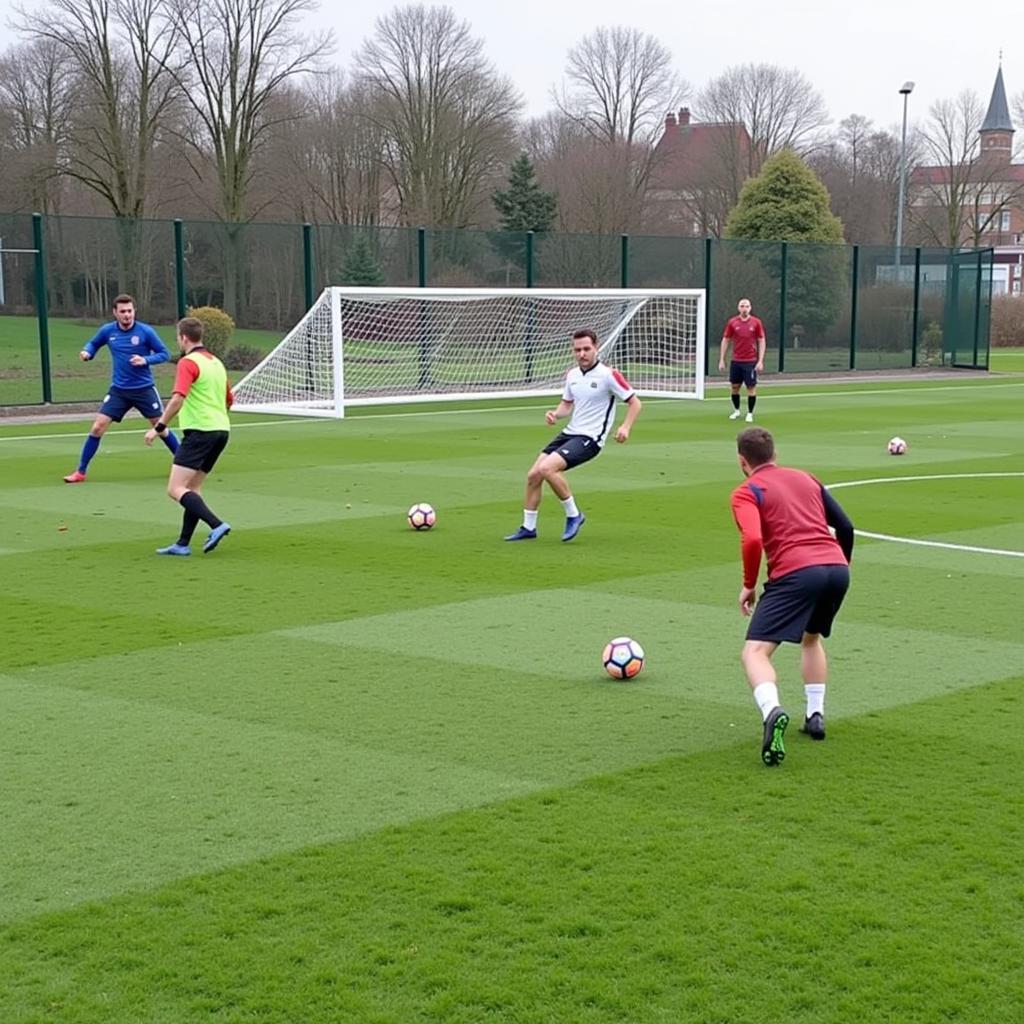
left=730, top=427, right=854, bottom=766
left=718, top=298, right=766, bottom=423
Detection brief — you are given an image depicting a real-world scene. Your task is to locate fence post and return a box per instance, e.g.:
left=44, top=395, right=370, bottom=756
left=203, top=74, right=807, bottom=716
left=620, top=234, right=629, bottom=288
left=973, top=249, right=983, bottom=367
left=417, top=227, right=427, bottom=287
left=526, top=231, right=534, bottom=287
left=173, top=219, right=187, bottom=318
left=303, top=222, right=314, bottom=310
left=849, top=245, right=860, bottom=370
left=911, top=247, right=921, bottom=367
left=704, top=237, right=713, bottom=374
left=32, top=212, right=52, bottom=404
left=778, top=241, right=788, bottom=373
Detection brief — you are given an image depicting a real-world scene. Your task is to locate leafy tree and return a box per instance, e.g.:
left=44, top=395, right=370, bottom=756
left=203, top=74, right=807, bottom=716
left=725, top=150, right=845, bottom=339
left=492, top=154, right=557, bottom=233
left=340, top=235, right=385, bottom=286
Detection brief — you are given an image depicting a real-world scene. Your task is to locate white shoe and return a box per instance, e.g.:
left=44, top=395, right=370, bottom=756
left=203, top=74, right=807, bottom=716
left=729, top=409, right=742, bottom=420
left=745, top=412, right=754, bottom=423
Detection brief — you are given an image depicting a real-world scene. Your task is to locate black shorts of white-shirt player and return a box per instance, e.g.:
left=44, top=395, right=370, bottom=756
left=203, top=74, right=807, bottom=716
left=543, top=431, right=601, bottom=470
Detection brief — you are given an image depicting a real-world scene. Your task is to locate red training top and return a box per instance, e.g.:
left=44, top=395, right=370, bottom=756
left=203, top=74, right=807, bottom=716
left=730, top=463, right=849, bottom=588
left=723, top=315, right=765, bottom=362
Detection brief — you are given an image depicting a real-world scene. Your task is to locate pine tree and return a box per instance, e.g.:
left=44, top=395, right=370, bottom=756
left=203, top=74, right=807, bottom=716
left=492, top=155, right=558, bottom=233
left=725, top=151, right=845, bottom=337
left=341, top=235, right=385, bottom=287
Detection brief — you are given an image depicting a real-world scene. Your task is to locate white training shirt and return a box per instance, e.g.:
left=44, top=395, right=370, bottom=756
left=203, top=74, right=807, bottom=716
left=562, top=361, right=635, bottom=447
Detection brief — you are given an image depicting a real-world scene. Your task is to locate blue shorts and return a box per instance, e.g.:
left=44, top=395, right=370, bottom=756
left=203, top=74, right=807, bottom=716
left=747, top=564, right=850, bottom=644
left=100, top=385, right=164, bottom=422
left=729, top=361, right=758, bottom=388
left=543, top=431, right=601, bottom=470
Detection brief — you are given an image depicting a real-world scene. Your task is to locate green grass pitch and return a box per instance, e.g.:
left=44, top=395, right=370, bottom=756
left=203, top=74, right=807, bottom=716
left=1, top=374, right=1023, bottom=1022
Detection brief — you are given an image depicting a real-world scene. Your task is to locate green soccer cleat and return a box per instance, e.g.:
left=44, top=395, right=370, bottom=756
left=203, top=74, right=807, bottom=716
left=761, top=707, right=789, bottom=766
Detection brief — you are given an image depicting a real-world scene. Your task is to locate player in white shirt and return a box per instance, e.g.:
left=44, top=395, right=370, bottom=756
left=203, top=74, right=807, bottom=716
left=505, top=329, right=642, bottom=542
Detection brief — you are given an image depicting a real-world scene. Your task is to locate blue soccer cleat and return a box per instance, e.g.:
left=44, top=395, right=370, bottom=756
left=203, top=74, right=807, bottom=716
left=504, top=526, right=537, bottom=541
left=156, top=543, right=191, bottom=556
left=203, top=522, right=231, bottom=553
left=561, top=513, right=586, bottom=542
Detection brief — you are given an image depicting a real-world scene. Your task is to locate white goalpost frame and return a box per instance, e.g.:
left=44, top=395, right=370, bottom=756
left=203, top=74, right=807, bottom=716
left=232, top=286, right=707, bottom=419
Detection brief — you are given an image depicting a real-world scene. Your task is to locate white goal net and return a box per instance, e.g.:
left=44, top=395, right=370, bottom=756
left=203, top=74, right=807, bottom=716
left=232, top=287, right=706, bottom=417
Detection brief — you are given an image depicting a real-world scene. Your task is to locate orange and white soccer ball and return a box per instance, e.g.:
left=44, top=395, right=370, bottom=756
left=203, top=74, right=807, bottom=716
left=407, top=503, right=436, bottom=530
left=887, top=437, right=908, bottom=455
left=602, top=636, right=645, bottom=680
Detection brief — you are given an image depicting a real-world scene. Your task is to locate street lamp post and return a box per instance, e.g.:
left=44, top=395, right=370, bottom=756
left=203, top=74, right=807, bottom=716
left=895, top=81, right=915, bottom=280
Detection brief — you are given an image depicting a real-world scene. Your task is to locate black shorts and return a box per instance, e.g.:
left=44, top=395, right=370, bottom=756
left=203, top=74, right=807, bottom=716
left=543, top=431, right=601, bottom=470
left=729, top=360, right=758, bottom=388
left=173, top=429, right=230, bottom=473
left=746, top=564, right=850, bottom=644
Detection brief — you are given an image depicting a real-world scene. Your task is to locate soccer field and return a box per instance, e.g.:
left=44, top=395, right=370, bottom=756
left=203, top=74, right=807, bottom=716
left=2, top=377, right=1022, bottom=1023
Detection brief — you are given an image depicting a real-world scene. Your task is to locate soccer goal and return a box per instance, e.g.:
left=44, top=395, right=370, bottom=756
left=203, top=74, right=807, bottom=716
left=231, top=287, right=706, bottom=418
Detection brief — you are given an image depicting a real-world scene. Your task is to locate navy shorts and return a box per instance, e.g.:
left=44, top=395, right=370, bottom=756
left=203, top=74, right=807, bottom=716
left=174, top=429, right=230, bottom=473
left=729, top=360, right=758, bottom=388
left=746, top=564, right=850, bottom=644
left=100, top=385, right=164, bottom=422
left=543, top=431, right=601, bottom=470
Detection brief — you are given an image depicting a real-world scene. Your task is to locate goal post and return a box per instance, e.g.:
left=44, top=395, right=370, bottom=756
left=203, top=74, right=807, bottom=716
left=231, top=287, right=706, bottom=418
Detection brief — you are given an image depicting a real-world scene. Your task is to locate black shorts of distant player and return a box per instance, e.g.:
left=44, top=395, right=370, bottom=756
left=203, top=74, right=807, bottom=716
left=173, top=429, right=230, bottom=473
left=746, top=564, right=851, bottom=645
left=542, top=432, right=600, bottom=470
left=729, top=360, right=758, bottom=388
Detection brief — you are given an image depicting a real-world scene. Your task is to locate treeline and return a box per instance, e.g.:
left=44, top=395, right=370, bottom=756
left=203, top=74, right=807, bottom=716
left=2, top=0, right=1023, bottom=252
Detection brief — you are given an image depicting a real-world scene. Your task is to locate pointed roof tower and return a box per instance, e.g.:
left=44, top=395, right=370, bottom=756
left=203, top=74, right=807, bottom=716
left=979, top=64, right=1014, bottom=162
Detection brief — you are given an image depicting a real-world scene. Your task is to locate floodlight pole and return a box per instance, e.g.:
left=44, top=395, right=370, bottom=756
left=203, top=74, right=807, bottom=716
left=895, top=81, right=914, bottom=280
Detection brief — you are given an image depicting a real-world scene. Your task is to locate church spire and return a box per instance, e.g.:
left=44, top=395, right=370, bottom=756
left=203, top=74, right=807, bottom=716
left=981, top=65, right=1013, bottom=133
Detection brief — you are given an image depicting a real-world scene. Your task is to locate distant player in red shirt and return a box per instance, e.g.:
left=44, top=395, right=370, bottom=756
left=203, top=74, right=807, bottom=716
left=730, top=427, right=854, bottom=766
left=719, top=297, right=766, bottom=423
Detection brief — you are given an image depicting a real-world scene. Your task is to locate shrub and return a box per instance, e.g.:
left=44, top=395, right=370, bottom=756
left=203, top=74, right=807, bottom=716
left=990, top=295, right=1024, bottom=347
left=186, top=305, right=235, bottom=356
left=224, top=344, right=263, bottom=372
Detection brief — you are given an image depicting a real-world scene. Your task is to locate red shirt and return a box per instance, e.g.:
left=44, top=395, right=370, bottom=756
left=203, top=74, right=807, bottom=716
left=723, top=315, right=765, bottom=362
left=731, top=463, right=847, bottom=588
left=173, top=348, right=234, bottom=406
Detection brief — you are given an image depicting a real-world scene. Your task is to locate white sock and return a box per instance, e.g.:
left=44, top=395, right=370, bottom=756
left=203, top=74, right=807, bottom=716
left=560, top=495, right=579, bottom=518
left=753, top=681, right=780, bottom=721
left=523, top=509, right=538, bottom=531
left=805, top=683, right=826, bottom=718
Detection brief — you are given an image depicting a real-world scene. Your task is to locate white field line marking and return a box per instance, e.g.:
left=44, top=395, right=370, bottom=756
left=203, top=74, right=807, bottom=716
left=829, top=471, right=1024, bottom=558
left=2, top=377, right=1024, bottom=443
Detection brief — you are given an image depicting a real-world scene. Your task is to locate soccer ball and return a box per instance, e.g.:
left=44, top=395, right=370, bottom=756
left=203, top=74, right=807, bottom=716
left=407, top=503, right=436, bottom=530
left=887, top=437, right=908, bottom=455
left=602, top=636, right=645, bottom=680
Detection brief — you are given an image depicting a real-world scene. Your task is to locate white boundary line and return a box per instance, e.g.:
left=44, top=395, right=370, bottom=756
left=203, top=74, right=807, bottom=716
left=2, top=377, right=1024, bottom=444
left=829, top=471, right=1024, bottom=559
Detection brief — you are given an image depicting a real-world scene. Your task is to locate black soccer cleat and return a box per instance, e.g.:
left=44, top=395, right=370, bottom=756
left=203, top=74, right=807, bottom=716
left=761, top=707, right=789, bottom=766
left=800, top=712, right=826, bottom=741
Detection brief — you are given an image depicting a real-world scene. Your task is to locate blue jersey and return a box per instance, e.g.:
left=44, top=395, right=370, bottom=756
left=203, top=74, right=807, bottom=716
left=83, top=320, right=171, bottom=390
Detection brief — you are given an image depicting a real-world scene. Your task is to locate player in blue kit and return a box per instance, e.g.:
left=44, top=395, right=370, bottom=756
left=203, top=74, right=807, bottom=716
left=63, top=294, right=180, bottom=482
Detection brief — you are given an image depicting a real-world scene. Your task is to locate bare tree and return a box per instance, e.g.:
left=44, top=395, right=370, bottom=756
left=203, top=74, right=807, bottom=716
left=355, top=4, right=522, bottom=228
left=0, top=39, right=75, bottom=212
left=810, top=115, right=910, bottom=244
left=693, top=63, right=829, bottom=216
left=912, top=91, right=1024, bottom=248
left=273, top=72, right=388, bottom=226
left=557, top=26, right=685, bottom=147
left=162, top=0, right=332, bottom=313
left=15, top=0, right=179, bottom=220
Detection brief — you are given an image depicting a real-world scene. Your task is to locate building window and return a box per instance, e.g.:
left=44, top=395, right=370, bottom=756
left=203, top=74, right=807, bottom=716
left=1001, top=210, right=1011, bottom=231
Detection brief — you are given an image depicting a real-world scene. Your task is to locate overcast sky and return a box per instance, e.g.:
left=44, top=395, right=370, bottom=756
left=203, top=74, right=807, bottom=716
left=2, top=0, right=1020, bottom=138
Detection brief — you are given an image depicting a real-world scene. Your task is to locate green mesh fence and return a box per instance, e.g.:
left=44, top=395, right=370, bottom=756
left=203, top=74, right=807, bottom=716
left=0, top=212, right=994, bottom=407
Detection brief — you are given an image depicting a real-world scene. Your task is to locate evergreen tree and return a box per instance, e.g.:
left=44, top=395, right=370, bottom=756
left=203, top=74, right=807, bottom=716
left=340, top=235, right=385, bottom=287
left=725, top=149, right=844, bottom=242
left=492, top=154, right=558, bottom=233
left=725, top=150, right=845, bottom=338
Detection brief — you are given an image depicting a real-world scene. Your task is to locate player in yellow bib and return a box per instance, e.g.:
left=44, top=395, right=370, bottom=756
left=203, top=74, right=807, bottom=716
left=144, top=316, right=234, bottom=556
